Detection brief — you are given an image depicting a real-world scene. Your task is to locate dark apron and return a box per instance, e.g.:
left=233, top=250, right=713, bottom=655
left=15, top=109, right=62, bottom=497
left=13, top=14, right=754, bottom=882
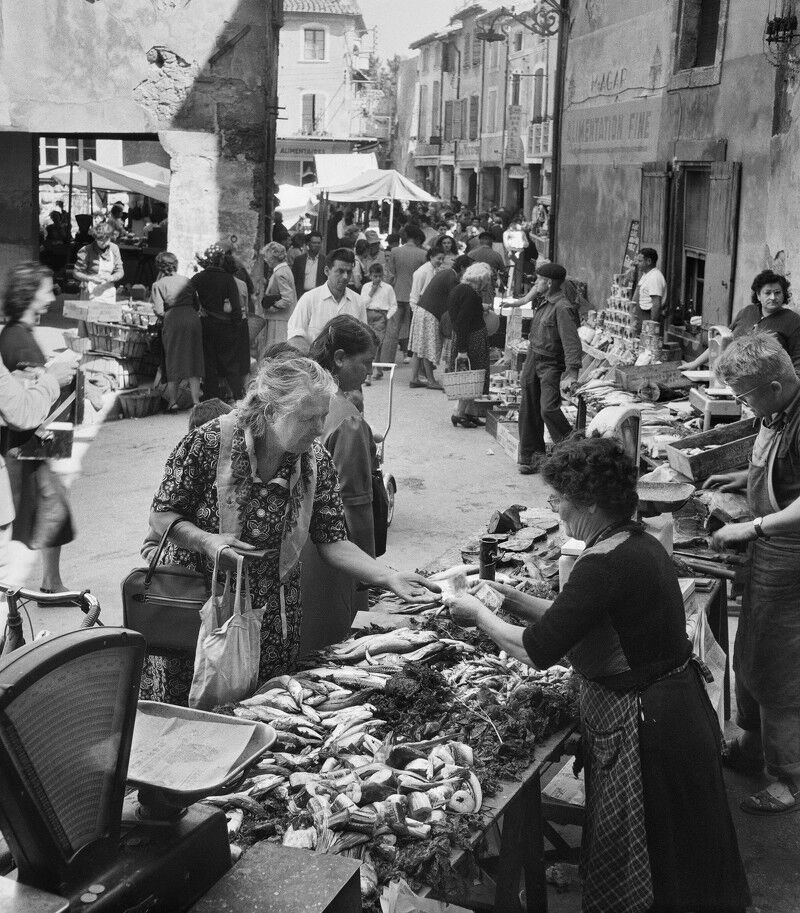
left=737, top=421, right=800, bottom=707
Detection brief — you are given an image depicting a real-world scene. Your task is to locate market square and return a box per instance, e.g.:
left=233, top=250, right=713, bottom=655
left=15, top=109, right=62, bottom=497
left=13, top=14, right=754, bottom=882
left=1, top=1, right=800, bottom=911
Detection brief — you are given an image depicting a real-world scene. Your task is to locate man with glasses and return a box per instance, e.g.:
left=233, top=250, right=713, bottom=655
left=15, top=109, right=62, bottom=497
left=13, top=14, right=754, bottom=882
left=704, top=333, right=800, bottom=817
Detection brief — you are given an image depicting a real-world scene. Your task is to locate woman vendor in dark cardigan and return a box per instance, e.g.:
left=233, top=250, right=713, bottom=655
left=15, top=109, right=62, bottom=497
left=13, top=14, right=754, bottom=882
left=446, top=436, right=750, bottom=913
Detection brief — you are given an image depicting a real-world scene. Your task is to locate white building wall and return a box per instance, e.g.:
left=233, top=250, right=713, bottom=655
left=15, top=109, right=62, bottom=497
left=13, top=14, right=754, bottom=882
left=278, top=13, right=364, bottom=139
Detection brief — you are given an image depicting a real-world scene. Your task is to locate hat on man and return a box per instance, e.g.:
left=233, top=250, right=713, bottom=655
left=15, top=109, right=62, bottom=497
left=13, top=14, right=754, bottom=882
left=365, top=229, right=380, bottom=243
left=537, top=262, right=567, bottom=282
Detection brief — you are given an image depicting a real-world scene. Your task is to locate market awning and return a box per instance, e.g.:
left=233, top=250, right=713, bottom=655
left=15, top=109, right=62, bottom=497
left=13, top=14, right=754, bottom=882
left=77, top=160, right=171, bottom=203
left=277, top=183, right=318, bottom=230
left=313, top=153, right=378, bottom=192
left=323, top=169, right=436, bottom=204
left=39, top=163, right=130, bottom=195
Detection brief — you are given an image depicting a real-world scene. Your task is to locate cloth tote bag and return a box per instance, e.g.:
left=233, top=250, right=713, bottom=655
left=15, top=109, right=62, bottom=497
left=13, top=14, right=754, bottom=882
left=188, top=549, right=265, bottom=710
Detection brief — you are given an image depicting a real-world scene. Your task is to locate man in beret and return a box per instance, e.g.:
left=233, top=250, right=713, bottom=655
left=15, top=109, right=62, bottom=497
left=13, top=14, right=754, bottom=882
left=509, top=262, right=582, bottom=474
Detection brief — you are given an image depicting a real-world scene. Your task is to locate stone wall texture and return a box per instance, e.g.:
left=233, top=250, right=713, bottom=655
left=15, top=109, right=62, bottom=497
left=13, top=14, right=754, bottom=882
left=0, top=0, right=282, bottom=277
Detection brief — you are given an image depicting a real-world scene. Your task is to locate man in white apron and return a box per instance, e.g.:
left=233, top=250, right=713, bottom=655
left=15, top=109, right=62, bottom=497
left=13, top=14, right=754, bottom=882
left=73, top=221, right=124, bottom=304
left=705, top=332, right=800, bottom=816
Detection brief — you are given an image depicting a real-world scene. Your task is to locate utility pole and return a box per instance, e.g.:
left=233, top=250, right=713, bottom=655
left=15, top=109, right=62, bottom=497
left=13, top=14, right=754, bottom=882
left=549, top=0, right=568, bottom=261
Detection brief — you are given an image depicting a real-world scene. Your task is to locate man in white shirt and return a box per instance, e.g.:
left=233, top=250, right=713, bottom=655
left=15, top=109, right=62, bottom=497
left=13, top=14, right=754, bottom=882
left=634, top=247, right=667, bottom=332
left=359, top=262, right=397, bottom=382
left=287, top=248, right=367, bottom=351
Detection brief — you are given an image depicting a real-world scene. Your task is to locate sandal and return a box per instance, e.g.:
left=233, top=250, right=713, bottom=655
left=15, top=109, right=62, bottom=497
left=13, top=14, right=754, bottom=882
left=721, top=738, right=764, bottom=776
left=740, top=780, right=800, bottom=816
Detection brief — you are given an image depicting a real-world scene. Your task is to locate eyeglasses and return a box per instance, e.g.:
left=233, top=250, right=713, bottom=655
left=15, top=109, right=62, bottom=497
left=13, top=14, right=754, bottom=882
left=733, top=380, right=770, bottom=405
left=547, top=494, right=561, bottom=511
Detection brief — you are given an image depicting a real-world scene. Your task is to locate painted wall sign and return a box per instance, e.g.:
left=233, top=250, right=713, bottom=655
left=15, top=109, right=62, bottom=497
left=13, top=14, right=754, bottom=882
left=505, top=105, right=525, bottom=164
left=276, top=139, right=354, bottom=158
left=563, top=98, right=660, bottom=165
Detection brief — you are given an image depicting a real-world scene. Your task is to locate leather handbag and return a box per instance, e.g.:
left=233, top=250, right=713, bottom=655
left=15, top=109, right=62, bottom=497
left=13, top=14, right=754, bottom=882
left=371, top=470, right=389, bottom=558
left=121, top=517, right=208, bottom=654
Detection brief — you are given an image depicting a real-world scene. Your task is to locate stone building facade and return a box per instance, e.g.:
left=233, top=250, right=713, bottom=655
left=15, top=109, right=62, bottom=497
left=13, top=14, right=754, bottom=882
left=0, top=0, right=283, bottom=278
left=405, top=4, right=557, bottom=215
left=276, top=0, right=383, bottom=186
left=558, top=0, right=800, bottom=332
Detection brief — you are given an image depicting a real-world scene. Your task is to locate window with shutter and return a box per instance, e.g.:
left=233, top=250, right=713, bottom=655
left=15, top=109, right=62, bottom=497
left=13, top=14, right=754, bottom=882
left=444, top=100, right=454, bottom=142
left=469, top=96, right=479, bottom=140
left=532, top=70, right=545, bottom=123
left=463, top=35, right=471, bottom=69
left=453, top=97, right=463, bottom=139
left=703, top=160, right=741, bottom=325
left=472, top=35, right=482, bottom=67
left=418, top=86, right=429, bottom=139
left=460, top=98, right=469, bottom=139
left=432, top=81, right=441, bottom=135
left=639, top=162, right=670, bottom=260
left=487, top=90, right=497, bottom=133
left=301, top=94, right=324, bottom=134
left=675, top=0, right=724, bottom=70
left=304, top=28, right=325, bottom=61
left=511, top=74, right=521, bottom=106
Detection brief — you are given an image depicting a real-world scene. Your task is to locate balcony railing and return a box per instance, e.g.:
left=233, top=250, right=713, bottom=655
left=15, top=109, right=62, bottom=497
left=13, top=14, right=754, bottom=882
left=526, top=119, right=552, bottom=157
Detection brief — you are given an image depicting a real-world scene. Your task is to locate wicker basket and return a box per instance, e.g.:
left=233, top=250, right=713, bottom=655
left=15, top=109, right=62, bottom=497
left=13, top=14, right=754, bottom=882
left=86, top=321, right=151, bottom=360
left=442, top=357, right=486, bottom=401
left=117, top=387, right=163, bottom=419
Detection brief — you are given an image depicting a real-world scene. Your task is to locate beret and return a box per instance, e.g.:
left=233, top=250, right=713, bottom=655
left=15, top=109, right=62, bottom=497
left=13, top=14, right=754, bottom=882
left=537, top=262, right=567, bottom=281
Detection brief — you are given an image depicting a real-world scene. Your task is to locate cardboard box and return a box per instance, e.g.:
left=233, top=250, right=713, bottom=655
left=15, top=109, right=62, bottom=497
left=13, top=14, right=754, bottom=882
left=666, top=418, right=756, bottom=481
left=495, top=420, right=521, bottom=462
left=62, top=299, right=89, bottom=321
left=86, top=301, right=123, bottom=323
left=614, top=361, right=692, bottom=393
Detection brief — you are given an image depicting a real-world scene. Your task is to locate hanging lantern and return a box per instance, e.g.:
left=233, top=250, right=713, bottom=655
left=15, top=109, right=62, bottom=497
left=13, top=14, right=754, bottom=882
left=764, top=0, right=800, bottom=67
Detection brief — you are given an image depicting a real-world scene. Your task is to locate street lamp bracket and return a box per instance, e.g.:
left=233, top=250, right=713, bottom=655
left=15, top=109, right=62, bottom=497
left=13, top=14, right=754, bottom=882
left=475, top=3, right=565, bottom=42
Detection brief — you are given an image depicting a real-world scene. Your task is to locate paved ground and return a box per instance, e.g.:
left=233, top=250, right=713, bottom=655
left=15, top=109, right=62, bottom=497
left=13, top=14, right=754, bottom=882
left=7, top=326, right=800, bottom=911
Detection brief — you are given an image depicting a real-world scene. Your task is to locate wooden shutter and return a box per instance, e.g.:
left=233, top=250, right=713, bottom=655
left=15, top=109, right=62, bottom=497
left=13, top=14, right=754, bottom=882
left=453, top=97, right=463, bottom=140
left=469, top=96, right=479, bottom=140
left=639, top=161, right=670, bottom=261
left=704, top=160, right=741, bottom=327
left=444, top=100, right=454, bottom=142
left=302, top=94, right=314, bottom=134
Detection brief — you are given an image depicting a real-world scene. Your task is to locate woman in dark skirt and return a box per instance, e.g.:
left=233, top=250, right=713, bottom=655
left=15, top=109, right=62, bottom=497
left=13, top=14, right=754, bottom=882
left=446, top=261, right=492, bottom=427
left=151, top=252, right=204, bottom=410
left=0, top=262, right=75, bottom=595
left=447, top=436, right=750, bottom=913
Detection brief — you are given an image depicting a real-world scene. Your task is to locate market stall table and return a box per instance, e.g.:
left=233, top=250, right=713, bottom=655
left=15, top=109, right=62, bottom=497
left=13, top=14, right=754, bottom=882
left=352, top=607, right=575, bottom=913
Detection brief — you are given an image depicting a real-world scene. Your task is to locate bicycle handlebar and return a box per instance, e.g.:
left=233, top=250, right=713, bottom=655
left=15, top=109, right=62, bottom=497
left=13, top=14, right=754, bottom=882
left=0, top=585, right=103, bottom=621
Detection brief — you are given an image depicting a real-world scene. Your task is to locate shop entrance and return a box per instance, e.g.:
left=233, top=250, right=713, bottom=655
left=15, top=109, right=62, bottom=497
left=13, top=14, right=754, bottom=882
left=505, top=177, right=524, bottom=215
left=639, top=159, right=740, bottom=329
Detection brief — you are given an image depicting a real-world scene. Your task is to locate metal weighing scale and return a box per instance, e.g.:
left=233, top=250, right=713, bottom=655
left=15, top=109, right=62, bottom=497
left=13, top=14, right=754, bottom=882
left=0, top=628, right=274, bottom=912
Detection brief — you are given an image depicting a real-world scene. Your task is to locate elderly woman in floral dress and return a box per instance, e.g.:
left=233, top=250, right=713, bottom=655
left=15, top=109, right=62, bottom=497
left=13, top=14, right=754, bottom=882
left=140, top=353, right=437, bottom=705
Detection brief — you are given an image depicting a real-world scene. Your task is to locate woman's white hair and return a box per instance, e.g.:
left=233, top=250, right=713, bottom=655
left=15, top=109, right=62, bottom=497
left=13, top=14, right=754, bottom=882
left=238, top=354, right=336, bottom=437
left=261, top=241, right=288, bottom=263
left=461, top=261, right=493, bottom=294
left=716, top=332, right=796, bottom=388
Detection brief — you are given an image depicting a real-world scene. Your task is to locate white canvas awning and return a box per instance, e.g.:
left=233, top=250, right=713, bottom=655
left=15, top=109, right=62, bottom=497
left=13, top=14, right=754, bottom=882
left=277, top=183, right=318, bottom=229
left=77, top=160, right=171, bottom=203
left=313, top=153, right=378, bottom=191
left=323, top=168, right=436, bottom=204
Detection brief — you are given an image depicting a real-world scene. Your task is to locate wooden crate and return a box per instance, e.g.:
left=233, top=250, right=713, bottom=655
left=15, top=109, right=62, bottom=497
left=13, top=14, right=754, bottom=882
left=666, top=418, right=757, bottom=481
left=614, top=361, right=692, bottom=392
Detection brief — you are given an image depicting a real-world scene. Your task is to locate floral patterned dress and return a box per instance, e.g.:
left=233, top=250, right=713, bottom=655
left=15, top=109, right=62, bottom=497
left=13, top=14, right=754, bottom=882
left=139, top=417, right=348, bottom=705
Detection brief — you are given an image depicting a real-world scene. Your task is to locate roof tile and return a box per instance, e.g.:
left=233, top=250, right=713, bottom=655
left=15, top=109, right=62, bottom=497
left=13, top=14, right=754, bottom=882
left=284, top=0, right=363, bottom=16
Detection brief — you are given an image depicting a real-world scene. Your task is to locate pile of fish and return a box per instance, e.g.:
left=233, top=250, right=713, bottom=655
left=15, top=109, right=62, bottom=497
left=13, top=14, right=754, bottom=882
left=443, top=651, right=573, bottom=706
left=205, top=623, right=576, bottom=903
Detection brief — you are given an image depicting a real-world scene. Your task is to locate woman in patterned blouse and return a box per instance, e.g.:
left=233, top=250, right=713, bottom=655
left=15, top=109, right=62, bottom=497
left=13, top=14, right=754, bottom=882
left=140, top=353, right=438, bottom=705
